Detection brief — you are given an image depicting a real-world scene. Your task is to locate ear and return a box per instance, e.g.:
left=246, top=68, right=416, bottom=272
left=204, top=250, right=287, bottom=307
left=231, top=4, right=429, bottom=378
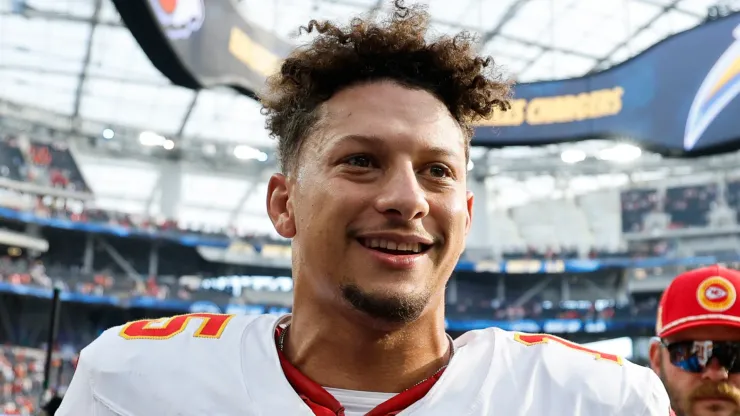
left=266, top=173, right=296, bottom=238
left=648, top=337, right=662, bottom=375
left=465, top=190, right=474, bottom=235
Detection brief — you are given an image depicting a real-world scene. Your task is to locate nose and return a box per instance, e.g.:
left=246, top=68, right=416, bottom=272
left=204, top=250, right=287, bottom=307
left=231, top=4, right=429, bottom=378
left=374, top=162, right=429, bottom=221
left=702, top=358, right=730, bottom=381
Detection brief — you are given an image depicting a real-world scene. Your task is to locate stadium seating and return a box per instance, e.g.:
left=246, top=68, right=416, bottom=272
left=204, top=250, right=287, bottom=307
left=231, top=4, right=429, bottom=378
left=0, top=135, right=644, bottom=264
left=727, top=179, right=740, bottom=223
left=485, top=211, right=526, bottom=256
left=3, top=135, right=740, bottom=268
left=0, top=345, right=76, bottom=415
left=0, top=141, right=24, bottom=183
left=578, top=191, right=624, bottom=253
left=0, top=135, right=290, bottom=248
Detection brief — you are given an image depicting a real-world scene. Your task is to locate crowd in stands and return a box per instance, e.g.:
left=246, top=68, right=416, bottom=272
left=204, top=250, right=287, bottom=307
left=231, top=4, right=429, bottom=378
left=0, top=189, right=287, bottom=247
left=494, top=247, right=630, bottom=261
left=3, top=133, right=740, bottom=264
left=0, top=135, right=287, bottom=247
left=665, top=184, right=719, bottom=228
left=621, top=181, right=739, bottom=232
left=0, top=250, right=660, bottom=345
left=621, top=188, right=661, bottom=233
left=726, top=180, right=740, bottom=222
left=0, top=241, right=239, bottom=307
left=448, top=296, right=631, bottom=323
left=448, top=271, right=656, bottom=323
left=0, top=137, right=88, bottom=193
left=0, top=345, right=76, bottom=415
left=0, top=231, right=660, bottom=331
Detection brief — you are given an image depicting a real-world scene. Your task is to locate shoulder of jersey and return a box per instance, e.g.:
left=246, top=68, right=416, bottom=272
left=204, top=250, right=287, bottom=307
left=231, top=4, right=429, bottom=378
left=465, top=328, right=666, bottom=413
left=80, top=313, right=272, bottom=375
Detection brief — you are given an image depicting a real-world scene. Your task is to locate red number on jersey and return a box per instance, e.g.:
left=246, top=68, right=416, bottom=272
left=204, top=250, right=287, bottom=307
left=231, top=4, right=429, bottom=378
left=119, top=313, right=234, bottom=340
left=514, top=333, right=623, bottom=365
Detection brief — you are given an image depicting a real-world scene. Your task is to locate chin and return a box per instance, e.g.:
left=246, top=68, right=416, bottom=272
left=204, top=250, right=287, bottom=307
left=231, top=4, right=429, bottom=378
left=340, top=282, right=432, bottom=327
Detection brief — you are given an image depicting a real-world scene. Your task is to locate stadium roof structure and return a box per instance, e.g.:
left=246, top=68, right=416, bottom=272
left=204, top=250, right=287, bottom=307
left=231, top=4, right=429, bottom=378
left=1, top=0, right=738, bottom=230
left=0, top=0, right=722, bottom=149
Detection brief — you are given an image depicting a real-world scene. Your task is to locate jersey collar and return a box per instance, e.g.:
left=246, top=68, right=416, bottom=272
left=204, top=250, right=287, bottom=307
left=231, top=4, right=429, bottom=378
left=275, top=324, right=445, bottom=416
left=241, top=314, right=485, bottom=416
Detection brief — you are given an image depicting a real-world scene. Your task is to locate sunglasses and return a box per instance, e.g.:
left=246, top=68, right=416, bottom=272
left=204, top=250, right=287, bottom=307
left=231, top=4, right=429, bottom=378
left=662, top=340, right=740, bottom=373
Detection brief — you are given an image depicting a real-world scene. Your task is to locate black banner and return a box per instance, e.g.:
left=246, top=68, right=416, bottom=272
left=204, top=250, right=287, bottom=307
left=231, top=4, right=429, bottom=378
left=112, top=0, right=293, bottom=98
left=113, top=1, right=740, bottom=156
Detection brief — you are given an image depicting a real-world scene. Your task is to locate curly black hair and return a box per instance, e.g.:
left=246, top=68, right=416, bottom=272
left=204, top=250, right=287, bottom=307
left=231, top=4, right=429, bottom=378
left=261, top=0, right=512, bottom=174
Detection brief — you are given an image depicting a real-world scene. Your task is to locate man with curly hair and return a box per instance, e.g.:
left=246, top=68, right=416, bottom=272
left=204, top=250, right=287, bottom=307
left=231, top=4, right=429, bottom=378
left=58, top=2, right=671, bottom=415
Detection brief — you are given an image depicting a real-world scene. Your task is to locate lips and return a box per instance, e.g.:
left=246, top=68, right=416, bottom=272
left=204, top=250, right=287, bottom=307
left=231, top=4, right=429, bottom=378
left=353, top=233, right=435, bottom=270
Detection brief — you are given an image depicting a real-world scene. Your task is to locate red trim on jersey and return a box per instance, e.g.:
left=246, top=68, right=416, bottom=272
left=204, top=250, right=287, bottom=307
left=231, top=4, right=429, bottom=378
left=275, top=326, right=444, bottom=416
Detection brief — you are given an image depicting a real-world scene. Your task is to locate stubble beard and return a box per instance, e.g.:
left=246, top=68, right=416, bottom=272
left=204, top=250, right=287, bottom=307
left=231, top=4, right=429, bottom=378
left=660, top=358, right=698, bottom=416
left=659, top=359, right=740, bottom=416
left=341, top=283, right=432, bottom=324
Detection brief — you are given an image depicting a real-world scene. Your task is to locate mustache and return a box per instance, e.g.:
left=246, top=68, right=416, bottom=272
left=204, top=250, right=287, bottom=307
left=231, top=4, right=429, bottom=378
left=690, top=382, right=740, bottom=405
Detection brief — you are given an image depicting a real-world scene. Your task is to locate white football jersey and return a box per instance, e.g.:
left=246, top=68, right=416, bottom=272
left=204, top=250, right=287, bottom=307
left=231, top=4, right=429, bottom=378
left=57, top=313, right=671, bottom=416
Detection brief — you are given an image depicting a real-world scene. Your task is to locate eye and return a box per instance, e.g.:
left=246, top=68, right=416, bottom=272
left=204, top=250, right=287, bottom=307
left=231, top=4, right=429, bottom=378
left=343, top=154, right=374, bottom=168
left=426, top=164, right=452, bottom=179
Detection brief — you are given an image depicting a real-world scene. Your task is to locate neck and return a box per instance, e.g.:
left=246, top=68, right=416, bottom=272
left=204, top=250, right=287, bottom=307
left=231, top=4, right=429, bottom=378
left=284, top=292, right=450, bottom=393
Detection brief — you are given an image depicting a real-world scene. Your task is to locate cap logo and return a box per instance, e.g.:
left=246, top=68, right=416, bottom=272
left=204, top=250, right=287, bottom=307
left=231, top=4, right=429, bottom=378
left=696, top=276, right=737, bottom=312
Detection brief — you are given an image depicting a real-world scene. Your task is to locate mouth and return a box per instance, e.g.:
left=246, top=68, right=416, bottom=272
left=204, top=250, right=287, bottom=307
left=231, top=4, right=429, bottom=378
left=694, top=396, right=736, bottom=403
left=691, top=396, right=739, bottom=411
left=357, top=237, right=433, bottom=255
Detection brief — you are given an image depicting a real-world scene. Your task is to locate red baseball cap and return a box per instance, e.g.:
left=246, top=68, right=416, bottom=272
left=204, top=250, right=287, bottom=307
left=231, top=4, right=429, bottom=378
left=656, top=265, right=740, bottom=338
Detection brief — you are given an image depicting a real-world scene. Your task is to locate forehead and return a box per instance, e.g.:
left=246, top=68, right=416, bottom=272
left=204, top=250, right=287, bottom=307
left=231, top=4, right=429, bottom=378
left=668, top=325, right=740, bottom=342
left=314, top=81, right=466, bottom=156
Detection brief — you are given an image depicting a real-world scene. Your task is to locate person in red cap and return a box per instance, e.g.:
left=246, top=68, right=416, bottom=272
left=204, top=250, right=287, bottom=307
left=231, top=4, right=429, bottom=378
left=650, top=265, right=740, bottom=416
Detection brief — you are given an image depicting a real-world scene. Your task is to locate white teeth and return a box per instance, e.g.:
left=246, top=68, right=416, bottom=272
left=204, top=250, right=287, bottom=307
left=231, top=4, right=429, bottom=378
left=362, top=239, right=425, bottom=253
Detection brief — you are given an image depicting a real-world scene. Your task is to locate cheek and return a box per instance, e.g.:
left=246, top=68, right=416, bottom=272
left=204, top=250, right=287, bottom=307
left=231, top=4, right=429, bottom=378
left=296, top=185, right=333, bottom=234
left=664, top=367, right=700, bottom=392
left=434, top=193, right=470, bottom=231
left=294, top=178, right=365, bottom=236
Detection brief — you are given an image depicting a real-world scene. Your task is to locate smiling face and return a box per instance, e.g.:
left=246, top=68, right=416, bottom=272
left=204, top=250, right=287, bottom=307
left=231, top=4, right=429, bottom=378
left=267, top=80, right=473, bottom=325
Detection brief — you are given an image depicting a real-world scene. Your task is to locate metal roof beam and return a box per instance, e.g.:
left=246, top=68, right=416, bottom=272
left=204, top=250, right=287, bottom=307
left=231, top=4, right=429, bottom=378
left=478, top=0, right=532, bottom=46
left=71, top=0, right=103, bottom=119
left=143, top=172, right=164, bottom=216
left=318, top=0, right=597, bottom=59
left=0, top=64, right=169, bottom=87
left=588, top=0, right=686, bottom=73
left=0, top=9, right=122, bottom=27
left=426, top=15, right=600, bottom=60
left=503, top=0, right=582, bottom=81
left=634, top=0, right=703, bottom=18
left=176, top=92, right=200, bottom=139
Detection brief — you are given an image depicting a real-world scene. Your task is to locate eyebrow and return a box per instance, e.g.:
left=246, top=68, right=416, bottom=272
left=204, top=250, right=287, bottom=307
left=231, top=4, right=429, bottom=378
left=332, top=134, right=384, bottom=149
left=330, top=134, right=462, bottom=160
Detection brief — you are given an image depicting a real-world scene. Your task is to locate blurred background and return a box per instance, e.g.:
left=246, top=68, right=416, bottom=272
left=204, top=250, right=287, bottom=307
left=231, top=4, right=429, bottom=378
left=1, top=0, right=740, bottom=414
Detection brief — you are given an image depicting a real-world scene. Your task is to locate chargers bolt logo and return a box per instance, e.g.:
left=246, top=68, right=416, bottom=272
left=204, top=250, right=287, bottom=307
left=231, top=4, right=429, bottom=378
left=684, top=23, right=740, bottom=151
left=697, top=276, right=736, bottom=312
